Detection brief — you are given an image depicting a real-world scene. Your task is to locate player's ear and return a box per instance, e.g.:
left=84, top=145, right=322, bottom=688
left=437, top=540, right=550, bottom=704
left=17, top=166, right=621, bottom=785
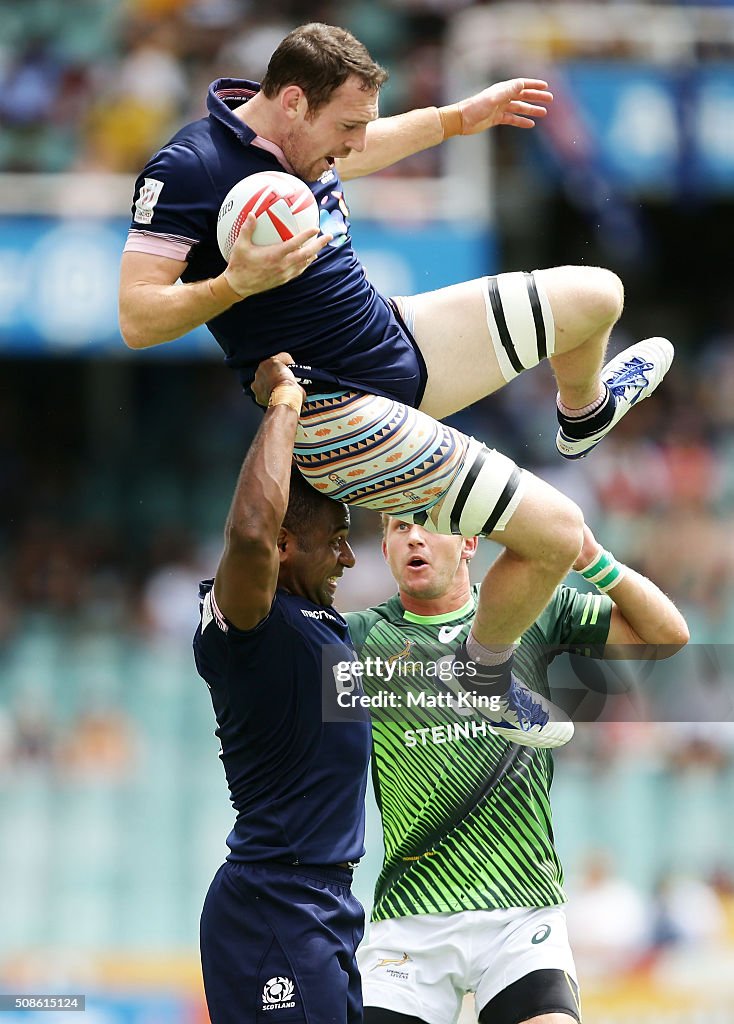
left=463, top=536, right=479, bottom=561
left=380, top=513, right=391, bottom=561
left=277, top=528, right=289, bottom=557
left=281, top=85, right=305, bottom=119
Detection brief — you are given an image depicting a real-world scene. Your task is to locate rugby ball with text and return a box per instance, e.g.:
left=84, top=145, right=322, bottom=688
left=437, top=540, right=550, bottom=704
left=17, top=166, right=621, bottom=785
left=217, top=171, right=319, bottom=258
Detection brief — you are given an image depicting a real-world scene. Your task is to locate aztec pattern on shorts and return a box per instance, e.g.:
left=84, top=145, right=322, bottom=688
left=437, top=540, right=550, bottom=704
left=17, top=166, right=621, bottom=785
left=294, top=390, right=468, bottom=515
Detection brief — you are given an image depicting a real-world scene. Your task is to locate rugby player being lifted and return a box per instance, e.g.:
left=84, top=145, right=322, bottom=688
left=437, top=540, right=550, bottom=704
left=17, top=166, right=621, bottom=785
left=120, top=22, right=673, bottom=666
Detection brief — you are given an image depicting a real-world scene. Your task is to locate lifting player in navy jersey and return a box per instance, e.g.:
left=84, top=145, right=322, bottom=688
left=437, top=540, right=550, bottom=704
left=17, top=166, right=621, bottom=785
left=123, top=22, right=674, bottom=660
left=193, top=356, right=369, bottom=1024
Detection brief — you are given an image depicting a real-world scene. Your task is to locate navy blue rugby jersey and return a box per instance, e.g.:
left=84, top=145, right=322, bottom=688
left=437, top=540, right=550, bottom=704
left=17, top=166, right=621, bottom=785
left=126, top=78, right=426, bottom=406
left=193, top=580, right=370, bottom=865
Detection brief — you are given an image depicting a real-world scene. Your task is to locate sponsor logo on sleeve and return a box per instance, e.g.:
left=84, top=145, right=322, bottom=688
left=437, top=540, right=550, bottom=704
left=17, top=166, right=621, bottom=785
left=134, top=177, right=165, bottom=224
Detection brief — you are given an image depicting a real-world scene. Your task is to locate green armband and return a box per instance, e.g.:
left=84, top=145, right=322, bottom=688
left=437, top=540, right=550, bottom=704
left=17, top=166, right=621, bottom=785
left=578, top=548, right=627, bottom=593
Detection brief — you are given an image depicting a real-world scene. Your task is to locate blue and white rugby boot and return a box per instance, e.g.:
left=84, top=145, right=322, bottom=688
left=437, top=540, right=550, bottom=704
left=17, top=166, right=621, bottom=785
left=447, top=645, right=574, bottom=749
left=485, top=675, right=574, bottom=749
left=556, top=337, right=674, bottom=460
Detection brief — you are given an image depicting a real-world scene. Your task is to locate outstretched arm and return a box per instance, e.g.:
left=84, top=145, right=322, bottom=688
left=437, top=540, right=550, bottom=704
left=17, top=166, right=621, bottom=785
left=213, top=355, right=305, bottom=631
left=336, top=78, right=553, bottom=181
left=573, top=526, right=690, bottom=658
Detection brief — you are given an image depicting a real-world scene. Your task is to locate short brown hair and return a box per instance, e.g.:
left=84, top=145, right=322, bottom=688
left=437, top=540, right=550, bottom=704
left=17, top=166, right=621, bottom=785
left=260, top=23, right=388, bottom=115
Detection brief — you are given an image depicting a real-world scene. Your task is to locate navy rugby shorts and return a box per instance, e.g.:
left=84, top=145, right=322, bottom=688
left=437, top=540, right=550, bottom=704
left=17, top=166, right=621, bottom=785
left=200, top=861, right=364, bottom=1024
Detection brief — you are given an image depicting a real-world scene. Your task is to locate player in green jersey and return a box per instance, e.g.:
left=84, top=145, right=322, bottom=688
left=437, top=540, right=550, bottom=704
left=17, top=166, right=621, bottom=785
left=346, top=519, right=688, bottom=1024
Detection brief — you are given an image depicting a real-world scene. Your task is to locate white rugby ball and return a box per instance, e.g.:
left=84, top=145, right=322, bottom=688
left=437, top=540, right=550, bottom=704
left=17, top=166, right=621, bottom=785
left=217, top=170, right=319, bottom=259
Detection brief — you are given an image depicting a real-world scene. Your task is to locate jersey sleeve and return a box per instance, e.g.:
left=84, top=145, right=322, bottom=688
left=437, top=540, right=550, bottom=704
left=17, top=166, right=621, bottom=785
left=194, top=585, right=277, bottom=673
left=344, top=608, right=384, bottom=652
left=537, top=584, right=613, bottom=650
left=128, top=142, right=215, bottom=245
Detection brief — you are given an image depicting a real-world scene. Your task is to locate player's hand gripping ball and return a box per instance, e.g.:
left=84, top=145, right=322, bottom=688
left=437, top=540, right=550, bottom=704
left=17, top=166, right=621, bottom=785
left=217, top=171, right=320, bottom=258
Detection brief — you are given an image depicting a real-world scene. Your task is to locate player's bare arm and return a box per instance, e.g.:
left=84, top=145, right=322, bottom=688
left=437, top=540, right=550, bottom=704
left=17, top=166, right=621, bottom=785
left=119, top=218, right=329, bottom=349
left=213, top=356, right=305, bottom=631
left=573, top=524, right=690, bottom=657
left=337, top=78, right=553, bottom=181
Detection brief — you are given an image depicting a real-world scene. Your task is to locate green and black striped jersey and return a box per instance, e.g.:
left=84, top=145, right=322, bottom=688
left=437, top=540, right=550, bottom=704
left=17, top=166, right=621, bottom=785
left=346, top=585, right=611, bottom=922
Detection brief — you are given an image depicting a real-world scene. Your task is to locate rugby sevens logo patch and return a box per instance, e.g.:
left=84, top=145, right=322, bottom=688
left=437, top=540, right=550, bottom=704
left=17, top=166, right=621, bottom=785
left=134, top=178, right=164, bottom=224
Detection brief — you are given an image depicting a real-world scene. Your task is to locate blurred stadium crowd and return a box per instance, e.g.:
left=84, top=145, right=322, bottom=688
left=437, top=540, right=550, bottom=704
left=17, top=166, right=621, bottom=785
left=6, top=0, right=734, bottom=176
left=0, top=0, right=455, bottom=176
left=1, top=0, right=734, bottom=1015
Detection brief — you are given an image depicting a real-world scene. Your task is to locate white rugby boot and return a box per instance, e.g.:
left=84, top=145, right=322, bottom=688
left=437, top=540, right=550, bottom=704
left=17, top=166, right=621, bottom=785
left=556, top=337, right=674, bottom=460
left=447, top=645, right=574, bottom=749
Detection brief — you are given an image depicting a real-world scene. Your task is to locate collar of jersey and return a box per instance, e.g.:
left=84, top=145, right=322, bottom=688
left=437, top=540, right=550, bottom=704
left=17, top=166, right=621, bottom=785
left=208, top=77, right=260, bottom=144
left=402, top=595, right=475, bottom=626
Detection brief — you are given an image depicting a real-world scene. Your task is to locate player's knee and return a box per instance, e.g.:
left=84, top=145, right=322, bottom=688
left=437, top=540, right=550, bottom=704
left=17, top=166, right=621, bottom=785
left=591, top=266, right=624, bottom=324
left=549, top=498, right=585, bottom=570
left=536, top=265, right=624, bottom=339
left=526, top=494, right=584, bottom=572
left=504, top=485, right=583, bottom=571
left=572, top=265, right=624, bottom=327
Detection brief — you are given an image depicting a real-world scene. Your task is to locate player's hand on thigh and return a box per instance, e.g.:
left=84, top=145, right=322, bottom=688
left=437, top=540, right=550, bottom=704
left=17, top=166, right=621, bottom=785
left=252, top=353, right=305, bottom=407
left=224, top=215, right=332, bottom=298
